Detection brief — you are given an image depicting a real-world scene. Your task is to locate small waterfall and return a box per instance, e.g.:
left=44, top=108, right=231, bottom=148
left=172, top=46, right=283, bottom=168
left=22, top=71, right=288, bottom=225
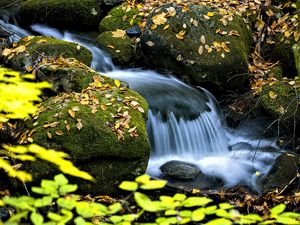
left=1, top=19, right=280, bottom=188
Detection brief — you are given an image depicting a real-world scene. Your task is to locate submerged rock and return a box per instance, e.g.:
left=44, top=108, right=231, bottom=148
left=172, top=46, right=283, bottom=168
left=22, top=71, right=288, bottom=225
left=19, top=0, right=105, bottom=30
left=19, top=77, right=151, bottom=194
left=99, top=3, right=142, bottom=33
left=3, top=36, right=92, bottom=72
left=140, top=3, right=252, bottom=91
left=160, top=160, right=201, bottom=180
left=258, top=152, right=300, bottom=193
left=96, top=31, right=134, bottom=66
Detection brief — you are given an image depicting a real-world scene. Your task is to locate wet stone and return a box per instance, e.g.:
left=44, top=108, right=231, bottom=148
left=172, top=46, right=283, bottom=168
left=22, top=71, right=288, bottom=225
left=160, top=160, right=201, bottom=180
left=126, top=26, right=142, bottom=38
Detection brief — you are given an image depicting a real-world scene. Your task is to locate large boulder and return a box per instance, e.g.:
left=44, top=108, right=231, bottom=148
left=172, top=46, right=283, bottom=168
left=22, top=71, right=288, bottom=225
left=96, top=31, right=134, bottom=66
left=99, top=3, right=142, bottom=33
left=259, top=82, right=300, bottom=123
left=140, top=3, right=252, bottom=91
left=258, top=152, right=300, bottom=193
left=2, top=36, right=92, bottom=72
left=19, top=76, right=151, bottom=194
left=19, top=0, right=105, bottom=30
left=160, top=160, right=201, bottom=180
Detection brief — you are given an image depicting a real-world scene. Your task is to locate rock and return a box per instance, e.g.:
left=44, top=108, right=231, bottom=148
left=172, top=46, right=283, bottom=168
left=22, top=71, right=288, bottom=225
left=160, top=160, right=201, bottom=180
left=262, top=34, right=297, bottom=76
left=258, top=152, right=300, bottom=193
left=259, top=82, right=300, bottom=124
left=3, top=36, right=92, bottom=72
left=293, top=42, right=300, bottom=76
left=96, top=31, right=134, bottom=66
left=19, top=0, right=105, bottom=31
left=0, top=207, right=11, bottom=221
left=35, top=62, right=97, bottom=94
left=140, top=3, right=252, bottom=91
left=230, top=142, right=252, bottom=151
left=126, top=26, right=142, bottom=38
left=102, top=0, right=125, bottom=6
left=99, top=3, right=142, bottom=33
left=19, top=76, right=151, bottom=195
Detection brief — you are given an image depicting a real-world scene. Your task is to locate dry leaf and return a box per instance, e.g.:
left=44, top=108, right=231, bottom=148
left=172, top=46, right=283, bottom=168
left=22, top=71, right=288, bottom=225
left=115, top=79, right=121, bottom=87
left=100, top=105, right=107, bottom=111
left=76, top=119, right=83, bottom=130
left=137, top=107, right=144, bottom=113
left=55, top=130, right=64, bottom=136
left=269, top=91, right=277, bottom=99
left=198, top=45, right=204, bottom=55
left=200, top=35, right=206, bottom=44
left=68, top=109, right=76, bottom=118
left=176, top=30, right=186, bottom=40
left=47, top=132, right=52, bottom=139
left=111, top=29, right=126, bottom=38
left=146, top=41, right=154, bottom=47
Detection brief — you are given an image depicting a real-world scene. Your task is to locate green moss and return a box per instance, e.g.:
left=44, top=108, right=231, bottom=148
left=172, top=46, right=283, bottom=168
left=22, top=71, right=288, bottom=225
left=6, top=36, right=92, bottom=72
left=20, top=0, right=103, bottom=30
left=268, top=66, right=283, bottom=80
left=260, top=82, right=300, bottom=120
left=22, top=80, right=151, bottom=194
left=141, top=3, right=252, bottom=90
left=96, top=32, right=134, bottom=65
left=99, top=3, right=142, bottom=32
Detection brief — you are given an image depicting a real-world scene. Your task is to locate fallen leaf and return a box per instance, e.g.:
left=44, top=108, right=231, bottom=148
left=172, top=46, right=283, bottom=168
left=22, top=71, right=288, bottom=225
left=55, top=130, right=64, bottom=136
left=76, top=119, right=83, bottom=130
left=115, top=79, right=121, bottom=87
left=146, top=41, right=154, bottom=47
left=198, top=45, right=204, bottom=55
left=47, top=132, right=52, bottom=139
left=68, top=109, right=76, bottom=118
left=100, top=105, right=107, bottom=111
left=269, top=91, right=277, bottom=99
left=176, top=30, right=186, bottom=40
left=200, top=35, right=206, bottom=44
left=111, top=29, right=126, bottom=38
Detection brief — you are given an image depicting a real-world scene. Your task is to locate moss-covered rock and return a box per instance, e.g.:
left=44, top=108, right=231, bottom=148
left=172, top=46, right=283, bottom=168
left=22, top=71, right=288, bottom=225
left=257, top=152, right=299, bottom=193
left=140, top=3, right=252, bottom=91
left=3, top=36, right=92, bottom=72
left=293, top=42, right=300, bottom=76
left=20, top=77, right=151, bottom=194
left=262, top=34, right=297, bottom=77
left=99, top=3, right=142, bottom=33
left=260, top=82, right=300, bottom=122
left=19, top=0, right=105, bottom=30
left=35, top=60, right=96, bottom=94
left=96, top=31, right=134, bottom=66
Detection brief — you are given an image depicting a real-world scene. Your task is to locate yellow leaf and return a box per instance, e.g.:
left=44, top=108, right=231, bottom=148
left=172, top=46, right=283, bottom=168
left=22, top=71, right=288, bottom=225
left=111, top=29, right=126, bottom=38
left=100, top=104, right=107, bottom=111
left=68, top=109, right=76, bottom=118
left=36, top=39, right=48, bottom=44
left=269, top=91, right=277, bottom=99
left=176, top=30, right=186, bottom=40
left=76, top=119, right=83, bottom=130
left=152, top=13, right=167, bottom=25
left=163, top=24, right=170, bottom=30
left=47, top=132, right=52, bottom=139
left=55, top=130, right=64, bottom=136
left=207, top=12, right=214, bottom=17
left=2, top=48, right=12, bottom=56
left=114, top=79, right=121, bottom=87
left=255, top=18, right=265, bottom=31
left=198, top=45, right=204, bottom=55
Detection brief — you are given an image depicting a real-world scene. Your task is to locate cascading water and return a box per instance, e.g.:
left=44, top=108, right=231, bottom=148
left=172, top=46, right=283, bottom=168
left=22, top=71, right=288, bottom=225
left=0, top=19, right=281, bottom=190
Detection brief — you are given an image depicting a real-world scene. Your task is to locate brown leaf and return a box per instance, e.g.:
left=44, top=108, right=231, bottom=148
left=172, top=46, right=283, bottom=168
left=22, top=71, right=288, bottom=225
left=47, top=132, right=52, bottom=139
left=111, top=29, right=126, bottom=38
left=76, top=119, right=83, bottom=130
left=55, top=130, right=64, bottom=136
left=100, top=105, right=107, bottom=111
left=68, top=109, right=76, bottom=118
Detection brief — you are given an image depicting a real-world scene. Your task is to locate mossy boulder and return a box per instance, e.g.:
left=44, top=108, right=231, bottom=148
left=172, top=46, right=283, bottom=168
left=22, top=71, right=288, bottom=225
left=260, top=82, right=300, bottom=122
left=99, top=3, right=142, bottom=33
left=140, top=3, right=252, bottom=91
left=35, top=61, right=96, bottom=94
left=257, top=152, right=299, bottom=193
left=19, top=0, right=105, bottom=30
left=3, top=36, right=92, bottom=72
left=262, top=34, right=297, bottom=77
left=293, top=42, right=300, bottom=76
left=96, top=31, right=134, bottom=66
left=20, top=77, right=151, bottom=194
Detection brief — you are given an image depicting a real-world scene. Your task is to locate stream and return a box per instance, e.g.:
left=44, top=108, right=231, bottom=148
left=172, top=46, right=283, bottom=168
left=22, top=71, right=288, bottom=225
left=1, top=19, right=282, bottom=191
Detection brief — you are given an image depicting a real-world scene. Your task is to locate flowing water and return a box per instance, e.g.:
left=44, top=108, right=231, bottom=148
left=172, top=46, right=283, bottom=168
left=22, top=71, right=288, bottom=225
left=0, top=19, right=281, bottom=190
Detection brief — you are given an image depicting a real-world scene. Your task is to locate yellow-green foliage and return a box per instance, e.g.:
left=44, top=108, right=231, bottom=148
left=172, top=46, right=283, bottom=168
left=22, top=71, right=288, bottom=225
left=0, top=67, right=93, bottom=182
left=1, top=174, right=300, bottom=225
left=0, top=67, right=50, bottom=122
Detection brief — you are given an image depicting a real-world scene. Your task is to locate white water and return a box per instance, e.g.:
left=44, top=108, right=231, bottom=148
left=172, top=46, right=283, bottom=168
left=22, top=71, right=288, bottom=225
left=1, top=20, right=281, bottom=189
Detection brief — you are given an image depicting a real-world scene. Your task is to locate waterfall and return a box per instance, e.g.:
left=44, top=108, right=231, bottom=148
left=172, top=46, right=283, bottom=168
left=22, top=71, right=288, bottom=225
left=0, top=19, right=280, bottom=189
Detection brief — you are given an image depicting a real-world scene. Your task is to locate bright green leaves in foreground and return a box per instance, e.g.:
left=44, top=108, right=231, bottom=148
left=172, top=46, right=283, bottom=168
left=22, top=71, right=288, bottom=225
left=0, top=67, right=50, bottom=122
left=1, top=174, right=300, bottom=225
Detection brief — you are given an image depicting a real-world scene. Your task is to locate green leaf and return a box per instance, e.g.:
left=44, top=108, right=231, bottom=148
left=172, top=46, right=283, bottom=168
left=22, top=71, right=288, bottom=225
left=258, top=220, right=276, bottom=225
left=34, top=196, right=53, bottom=208
left=135, top=174, right=151, bottom=184
left=30, top=212, right=44, bottom=225
left=76, top=202, right=94, bottom=218
left=47, top=212, right=63, bottom=221
left=110, top=215, right=123, bottom=224
left=74, top=217, right=87, bottom=225
left=7, top=211, right=29, bottom=222
left=57, top=197, right=77, bottom=210
left=276, top=216, right=300, bottom=225
left=119, top=181, right=138, bottom=191
left=140, top=180, right=167, bottom=190
left=54, top=174, right=69, bottom=186
left=202, top=205, right=217, bottom=215
left=271, top=204, right=286, bottom=217
left=165, top=209, right=177, bottom=216
left=179, top=210, right=192, bottom=217
left=215, top=209, right=234, bottom=219
left=240, top=214, right=262, bottom=222
left=134, top=192, right=158, bottom=212
left=173, top=193, right=187, bottom=201
left=192, top=208, right=205, bottom=221
left=181, top=197, right=212, bottom=207
left=59, top=184, right=78, bottom=195
left=204, top=218, right=232, bottom=225
left=108, top=203, right=122, bottom=214
left=179, top=217, right=191, bottom=224
left=122, top=214, right=138, bottom=222
left=219, top=203, right=234, bottom=210
left=280, top=212, right=300, bottom=218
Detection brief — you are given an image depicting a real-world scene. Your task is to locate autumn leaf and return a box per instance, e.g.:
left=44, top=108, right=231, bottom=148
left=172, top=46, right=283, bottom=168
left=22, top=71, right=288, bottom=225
left=198, top=45, right=204, bottom=55
left=111, top=29, right=126, bottom=38
left=100, top=104, right=107, bottom=111
left=76, top=119, right=83, bottom=130
left=176, top=30, right=186, bottom=40
left=68, top=109, right=76, bottom=118
left=146, top=41, right=154, bottom=47
left=200, top=35, right=206, bottom=44
left=114, top=79, right=121, bottom=88
left=269, top=91, right=277, bottom=99
left=36, top=39, right=48, bottom=44
left=55, top=130, right=64, bottom=136
left=152, top=13, right=167, bottom=25
left=255, top=18, right=265, bottom=31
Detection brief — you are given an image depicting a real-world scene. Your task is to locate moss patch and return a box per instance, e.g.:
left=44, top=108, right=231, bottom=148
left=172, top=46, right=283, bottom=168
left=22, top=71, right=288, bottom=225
left=19, top=0, right=104, bottom=30
left=4, top=36, right=92, bottom=72
left=99, top=3, right=142, bottom=32
left=96, top=31, right=134, bottom=66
